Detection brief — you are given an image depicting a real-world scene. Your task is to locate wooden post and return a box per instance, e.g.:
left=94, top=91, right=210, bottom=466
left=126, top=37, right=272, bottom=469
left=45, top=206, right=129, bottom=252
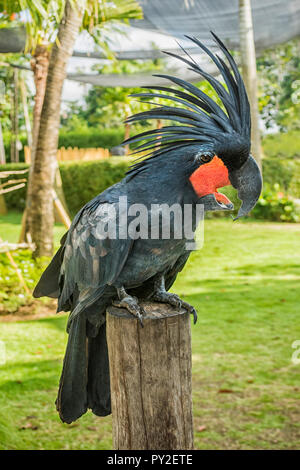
left=106, top=301, right=194, bottom=450
left=52, top=189, right=71, bottom=230
left=54, top=162, right=70, bottom=222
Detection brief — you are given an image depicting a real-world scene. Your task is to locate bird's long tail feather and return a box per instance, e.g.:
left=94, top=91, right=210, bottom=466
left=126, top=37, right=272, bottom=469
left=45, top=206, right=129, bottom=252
left=56, top=313, right=88, bottom=424
left=87, top=323, right=111, bottom=416
left=56, top=314, right=111, bottom=424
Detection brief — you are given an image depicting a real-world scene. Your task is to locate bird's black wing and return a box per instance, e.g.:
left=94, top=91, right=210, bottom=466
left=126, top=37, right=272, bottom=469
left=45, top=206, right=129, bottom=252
left=54, top=192, right=134, bottom=424
left=51, top=194, right=134, bottom=327
left=165, top=251, right=191, bottom=291
left=33, top=231, right=68, bottom=299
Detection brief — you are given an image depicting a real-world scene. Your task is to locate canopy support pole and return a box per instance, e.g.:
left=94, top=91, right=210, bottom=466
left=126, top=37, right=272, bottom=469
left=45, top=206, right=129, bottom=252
left=239, top=0, right=263, bottom=168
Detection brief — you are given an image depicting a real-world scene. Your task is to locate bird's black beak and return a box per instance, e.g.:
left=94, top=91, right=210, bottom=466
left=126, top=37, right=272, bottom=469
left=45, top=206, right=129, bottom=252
left=229, top=155, right=262, bottom=220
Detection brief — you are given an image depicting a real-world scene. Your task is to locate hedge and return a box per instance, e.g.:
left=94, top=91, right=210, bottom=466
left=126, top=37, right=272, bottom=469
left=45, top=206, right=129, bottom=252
left=262, top=157, right=300, bottom=192
left=58, top=127, right=125, bottom=150
left=262, top=131, right=300, bottom=160
left=1, top=158, right=132, bottom=215
left=2, top=155, right=300, bottom=217
left=59, top=159, right=130, bottom=214
left=4, top=129, right=299, bottom=163
left=3, top=127, right=125, bottom=163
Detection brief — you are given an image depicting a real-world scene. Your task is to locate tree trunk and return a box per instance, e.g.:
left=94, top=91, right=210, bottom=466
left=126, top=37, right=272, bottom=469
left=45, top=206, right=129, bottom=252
left=19, top=71, right=32, bottom=149
left=10, top=69, right=19, bottom=163
left=27, top=1, right=83, bottom=257
left=239, top=0, right=262, bottom=168
left=30, top=44, right=50, bottom=160
left=21, top=45, right=50, bottom=242
left=0, top=119, right=6, bottom=164
left=106, top=302, right=194, bottom=450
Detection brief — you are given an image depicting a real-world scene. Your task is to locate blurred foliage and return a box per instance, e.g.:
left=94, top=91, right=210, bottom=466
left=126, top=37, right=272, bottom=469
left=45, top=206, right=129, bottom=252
left=0, top=162, right=28, bottom=209
left=0, top=0, right=142, bottom=53
left=2, top=126, right=125, bottom=160
left=2, top=131, right=27, bottom=161
left=5, top=126, right=299, bottom=164
left=262, top=157, right=300, bottom=194
left=1, top=159, right=130, bottom=214
left=252, top=183, right=299, bottom=223
left=289, top=162, right=300, bottom=200
left=59, top=158, right=130, bottom=214
left=0, top=250, right=49, bottom=313
left=61, top=57, right=165, bottom=130
left=0, top=0, right=142, bottom=161
left=0, top=209, right=65, bottom=313
left=257, top=40, right=300, bottom=132
left=261, top=130, right=300, bottom=159
left=3, top=154, right=300, bottom=221
left=58, top=126, right=125, bottom=149
left=0, top=1, right=65, bottom=51
left=0, top=60, right=31, bottom=137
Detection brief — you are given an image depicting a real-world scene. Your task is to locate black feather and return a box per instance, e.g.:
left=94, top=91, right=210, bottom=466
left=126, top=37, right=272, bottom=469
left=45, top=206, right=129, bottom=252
left=124, top=32, right=251, bottom=177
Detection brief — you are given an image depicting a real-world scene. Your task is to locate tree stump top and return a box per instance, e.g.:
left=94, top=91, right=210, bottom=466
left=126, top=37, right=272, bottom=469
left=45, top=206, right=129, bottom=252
left=107, top=301, right=187, bottom=320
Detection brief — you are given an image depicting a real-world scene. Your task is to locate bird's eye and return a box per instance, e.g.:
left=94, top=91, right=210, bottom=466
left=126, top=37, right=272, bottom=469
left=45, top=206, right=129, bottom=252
left=200, top=153, right=213, bottom=163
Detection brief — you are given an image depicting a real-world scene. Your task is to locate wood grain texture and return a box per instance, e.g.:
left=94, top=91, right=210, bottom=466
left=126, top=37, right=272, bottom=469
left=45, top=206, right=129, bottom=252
left=106, top=302, right=194, bottom=450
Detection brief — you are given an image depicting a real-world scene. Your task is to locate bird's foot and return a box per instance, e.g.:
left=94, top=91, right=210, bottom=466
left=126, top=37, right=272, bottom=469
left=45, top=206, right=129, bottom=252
left=112, top=295, right=144, bottom=327
left=152, top=291, right=197, bottom=324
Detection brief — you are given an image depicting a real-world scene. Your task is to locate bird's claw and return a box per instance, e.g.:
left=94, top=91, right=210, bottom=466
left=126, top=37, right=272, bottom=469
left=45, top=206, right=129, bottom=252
left=153, top=292, right=197, bottom=324
left=178, top=300, right=197, bottom=324
left=112, top=295, right=144, bottom=327
left=189, top=307, right=198, bottom=325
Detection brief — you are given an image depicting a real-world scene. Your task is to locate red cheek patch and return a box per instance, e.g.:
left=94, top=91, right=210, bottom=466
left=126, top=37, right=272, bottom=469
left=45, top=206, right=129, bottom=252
left=189, top=155, right=230, bottom=198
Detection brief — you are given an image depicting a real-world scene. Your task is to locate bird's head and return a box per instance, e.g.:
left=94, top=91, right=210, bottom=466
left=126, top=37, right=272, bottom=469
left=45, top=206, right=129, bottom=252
left=124, top=32, right=262, bottom=219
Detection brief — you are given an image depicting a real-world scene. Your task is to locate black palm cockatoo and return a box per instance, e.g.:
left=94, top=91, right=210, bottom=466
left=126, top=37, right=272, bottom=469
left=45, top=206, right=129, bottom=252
left=34, top=33, right=262, bottom=424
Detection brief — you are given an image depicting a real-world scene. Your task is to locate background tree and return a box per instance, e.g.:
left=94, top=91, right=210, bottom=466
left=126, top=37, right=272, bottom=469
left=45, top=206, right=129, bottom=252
left=257, top=40, right=300, bottom=132
left=27, top=0, right=84, bottom=256
left=0, top=2, right=65, bottom=159
left=74, top=58, right=164, bottom=152
left=1, top=0, right=142, bottom=256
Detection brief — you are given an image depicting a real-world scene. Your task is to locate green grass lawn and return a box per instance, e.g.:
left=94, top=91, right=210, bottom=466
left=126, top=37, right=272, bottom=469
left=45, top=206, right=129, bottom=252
left=0, top=211, right=66, bottom=246
left=0, top=213, right=300, bottom=449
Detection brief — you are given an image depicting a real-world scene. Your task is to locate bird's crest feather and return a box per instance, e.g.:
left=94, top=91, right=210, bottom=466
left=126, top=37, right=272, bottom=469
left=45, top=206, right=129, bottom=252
left=124, top=32, right=251, bottom=177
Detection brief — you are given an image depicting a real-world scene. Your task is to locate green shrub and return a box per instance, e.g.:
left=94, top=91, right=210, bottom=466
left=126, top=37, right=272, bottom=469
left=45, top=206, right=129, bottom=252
left=262, top=158, right=298, bottom=191
left=0, top=250, right=50, bottom=313
left=2, top=128, right=125, bottom=163
left=289, top=163, right=300, bottom=198
left=252, top=183, right=299, bottom=223
left=58, top=127, right=125, bottom=150
left=3, top=133, right=27, bottom=162
left=59, top=159, right=130, bottom=214
left=1, top=159, right=132, bottom=215
left=2, top=156, right=300, bottom=221
left=262, top=131, right=300, bottom=159
left=2, top=128, right=299, bottom=163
